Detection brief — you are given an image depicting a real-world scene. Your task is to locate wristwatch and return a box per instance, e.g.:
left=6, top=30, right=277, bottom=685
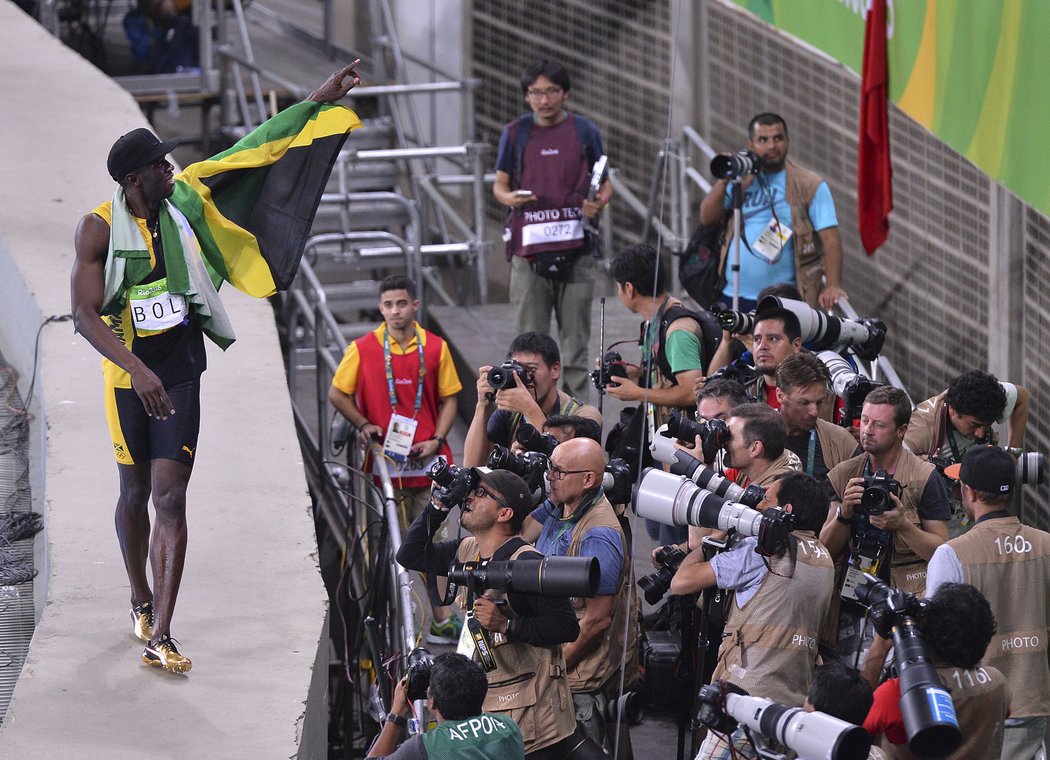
left=433, top=434, right=446, bottom=449
left=386, top=713, right=407, bottom=728
left=835, top=505, right=853, bottom=526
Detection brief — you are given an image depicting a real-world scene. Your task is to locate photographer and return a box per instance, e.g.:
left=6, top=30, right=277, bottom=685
left=463, top=332, right=601, bottom=468
left=722, top=403, right=800, bottom=488
left=698, top=113, right=846, bottom=311
left=905, top=370, right=1029, bottom=533
left=606, top=244, right=709, bottom=412
left=862, top=583, right=1008, bottom=760
left=696, top=378, right=750, bottom=433
left=905, top=370, right=1029, bottom=460
left=521, top=438, right=636, bottom=751
left=671, top=472, right=835, bottom=759
left=776, top=352, right=859, bottom=482
left=396, top=469, right=602, bottom=758
left=926, top=445, right=1050, bottom=760
left=367, top=652, right=525, bottom=759
left=820, top=386, right=949, bottom=656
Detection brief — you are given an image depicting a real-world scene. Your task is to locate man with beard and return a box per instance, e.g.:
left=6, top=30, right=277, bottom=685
left=820, top=386, right=950, bottom=655
left=699, top=113, right=846, bottom=311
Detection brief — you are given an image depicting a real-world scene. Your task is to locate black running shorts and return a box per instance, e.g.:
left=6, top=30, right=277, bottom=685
left=104, top=378, right=201, bottom=466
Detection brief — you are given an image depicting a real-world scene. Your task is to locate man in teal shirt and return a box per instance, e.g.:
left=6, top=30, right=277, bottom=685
left=367, top=653, right=525, bottom=759
left=608, top=243, right=707, bottom=544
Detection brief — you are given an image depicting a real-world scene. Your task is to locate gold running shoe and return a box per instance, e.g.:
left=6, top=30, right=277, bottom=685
left=130, top=602, right=154, bottom=643
left=142, top=635, right=192, bottom=673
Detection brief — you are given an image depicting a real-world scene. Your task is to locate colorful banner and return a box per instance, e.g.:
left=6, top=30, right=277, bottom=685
left=730, top=0, right=1050, bottom=218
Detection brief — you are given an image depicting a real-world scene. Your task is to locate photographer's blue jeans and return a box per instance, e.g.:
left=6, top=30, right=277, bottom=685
left=510, top=254, right=595, bottom=401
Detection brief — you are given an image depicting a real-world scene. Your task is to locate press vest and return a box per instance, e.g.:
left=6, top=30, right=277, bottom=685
left=353, top=324, right=452, bottom=488
left=717, top=161, right=828, bottom=308
left=828, top=450, right=936, bottom=595
left=949, top=515, right=1050, bottom=718
left=420, top=712, right=524, bottom=760
left=453, top=538, right=576, bottom=754
left=879, top=663, right=1008, bottom=760
left=813, top=418, right=861, bottom=473
left=905, top=391, right=999, bottom=459
left=563, top=494, right=636, bottom=692
left=711, top=530, right=834, bottom=706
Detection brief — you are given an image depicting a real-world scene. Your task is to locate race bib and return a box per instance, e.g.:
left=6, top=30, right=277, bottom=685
left=129, top=277, right=187, bottom=337
left=752, top=218, right=793, bottom=264
left=521, top=217, right=583, bottom=248
left=383, top=413, right=418, bottom=464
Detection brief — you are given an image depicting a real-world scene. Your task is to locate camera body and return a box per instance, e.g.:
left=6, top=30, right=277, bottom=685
left=664, top=411, right=731, bottom=464
left=602, top=457, right=634, bottom=504
left=637, top=545, right=688, bottom=605
left=487, top=360, right=532, bottom=391
left=591, top=350, right=628, bottom=391
left=404, top=646, right=433, bottom=701
left=487, top=446, right=548, bottom=495
left=859, top=469, right=900, bottom=516
left=515, top=422, right=560, bottom=457
left=710, top=149, right=761, bottom=181
left=427, top=460, right=478, bottom=509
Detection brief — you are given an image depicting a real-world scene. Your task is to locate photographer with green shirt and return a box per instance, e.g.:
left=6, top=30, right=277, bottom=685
left=607, top=243, right=708, bottom=545
left=367, top=653, right=525, bottom=759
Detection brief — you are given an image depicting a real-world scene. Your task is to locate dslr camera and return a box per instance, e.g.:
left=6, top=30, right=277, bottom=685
left=663, top=410, right=731, bottom=464
left=486, top=360, right=532, bottom=392
left=487, top=446, right=549, bottom=495
left=637, top=545, right=687, bottom=605
left=591, top=350, right=628, bottom=392
left=404, top=646, right=433, bottom=701
left=853, top=574, right=961, bottom=756
left=515, top=422, right=560, bottom=457
left=859, top=469, right=900, bottom=516
left=427, top=460, right=478, bottom=509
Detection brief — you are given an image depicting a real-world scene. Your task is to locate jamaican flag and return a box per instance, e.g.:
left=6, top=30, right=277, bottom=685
left=171, top=100, right=362, bottom=297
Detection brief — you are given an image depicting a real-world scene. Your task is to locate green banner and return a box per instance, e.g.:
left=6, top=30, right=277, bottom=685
left=731, top=0, right=1050, bottom=217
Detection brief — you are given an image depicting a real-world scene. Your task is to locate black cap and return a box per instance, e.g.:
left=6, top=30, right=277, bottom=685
left=107, top=128, right=179, bottom=181
left=944, top=445, right=1015, bottom=495
left=471, top=467, right=534, bottom=521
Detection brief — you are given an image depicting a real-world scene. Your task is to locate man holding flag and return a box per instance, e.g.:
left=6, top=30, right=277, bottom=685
left=70, top=62, right=362, bottom=673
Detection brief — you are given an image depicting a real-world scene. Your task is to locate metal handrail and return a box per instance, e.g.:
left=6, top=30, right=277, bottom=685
left=366, top=442, right=419, bottom=658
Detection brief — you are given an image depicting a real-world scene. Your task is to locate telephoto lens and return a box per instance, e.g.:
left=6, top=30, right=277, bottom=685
left=710, top=150, right=760, bottom=180
left=448, top=556, right=600, bottom=597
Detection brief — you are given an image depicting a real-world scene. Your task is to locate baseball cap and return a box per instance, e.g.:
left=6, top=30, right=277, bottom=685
left=107, top=128, right=179, bottom=181
left=943, top=444, right=1014, bottom=495
left=471, top=467, right=534, bottom=521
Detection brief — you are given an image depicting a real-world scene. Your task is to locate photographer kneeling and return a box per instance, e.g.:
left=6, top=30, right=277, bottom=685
left=367, top=652, right=525, bottom=759
left=396, top=468, right=604, bottom=759
left=669, top=471, right=835, bottom=759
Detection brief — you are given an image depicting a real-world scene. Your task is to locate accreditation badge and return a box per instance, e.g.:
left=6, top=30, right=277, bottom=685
left=383, top=413, right=418, bottom=463
left=752, top=218, right=793, bottom=264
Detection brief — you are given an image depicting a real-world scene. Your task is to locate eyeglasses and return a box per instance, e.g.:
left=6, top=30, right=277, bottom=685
left=547, top=464, right=588, bottom=481
left=526, top=87, right=563, bottom=100
left=474, top=485, right=508, bottom=507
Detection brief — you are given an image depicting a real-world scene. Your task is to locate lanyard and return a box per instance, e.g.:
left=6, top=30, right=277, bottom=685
left=383, top=324, right=425, bottom=416
left=804, top=428, right=816, bottom=476
left=549, top=488, right=604, bottom=547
